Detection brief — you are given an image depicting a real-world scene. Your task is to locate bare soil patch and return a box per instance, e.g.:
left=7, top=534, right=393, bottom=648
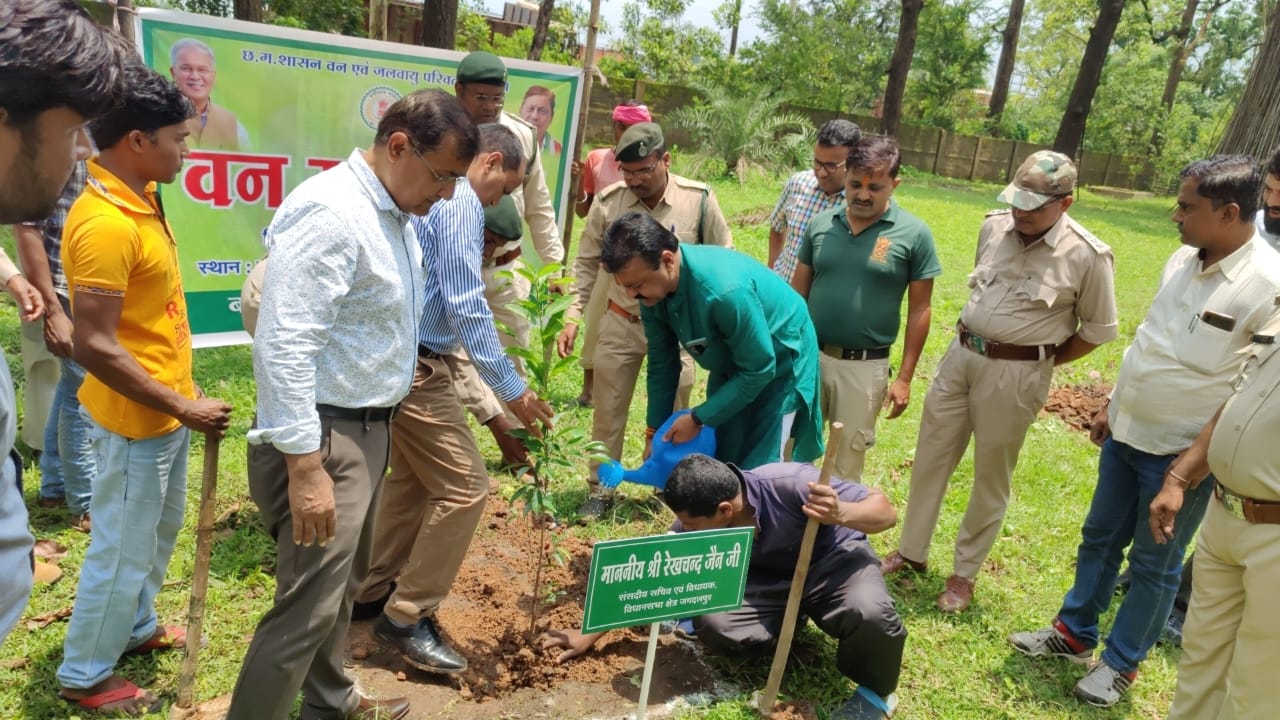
left=1042, top=383, right=1111, bottom=431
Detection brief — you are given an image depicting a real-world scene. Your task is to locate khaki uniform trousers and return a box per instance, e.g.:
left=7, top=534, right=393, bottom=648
left=578, top=269, right=610, bottom=371
left=1167, top=499, right=1280, bottom=720
left=818, top=354, right=890, bottom=481
left=898, top=338, right=1053, bottom=579
left=229, top=415, right=392, bottom=720
left=591, top=310, right=694, bottom=483
left=358, top=355, right=489, bottom=626
left=450, top=259, right=532, bottom=426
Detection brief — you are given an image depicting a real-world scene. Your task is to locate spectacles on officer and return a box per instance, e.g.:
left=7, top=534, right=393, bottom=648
left=813, top=158, right=847, bottom=176
left=469, top=92, right=505, bottom=107
left=413, top=146, right=461, bottom=186
left=619, top=160, right=661, bottom=179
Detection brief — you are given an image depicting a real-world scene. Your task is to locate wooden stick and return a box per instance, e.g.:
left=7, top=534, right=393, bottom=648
left=756, top=422, right=845, bottom=716
left=635, top=621, right=661, bottom=720
left=558, top=0, right=601, bottom=261
left=173, top=433, right=221, bottom=714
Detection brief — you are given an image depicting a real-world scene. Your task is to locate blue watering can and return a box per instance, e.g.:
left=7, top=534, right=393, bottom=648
left=598, top=409, right=716, bottom=490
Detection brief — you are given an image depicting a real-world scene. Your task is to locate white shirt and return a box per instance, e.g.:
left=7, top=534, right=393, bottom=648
left=248, top=149, right=424, bottom=455
left=1109, top=234, right=1280, bottom=455
left=1256, top=209, right=1280, bottom=252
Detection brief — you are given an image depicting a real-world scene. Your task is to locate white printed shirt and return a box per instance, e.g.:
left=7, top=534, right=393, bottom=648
left=248, top=149, right=424, bottom=455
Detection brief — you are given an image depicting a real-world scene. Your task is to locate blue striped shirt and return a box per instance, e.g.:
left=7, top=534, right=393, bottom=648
left=414, top=180, right=525, bottom=402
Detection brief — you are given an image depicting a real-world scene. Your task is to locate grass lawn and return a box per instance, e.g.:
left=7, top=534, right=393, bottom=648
left=0, top=167, right=1182, bottom=719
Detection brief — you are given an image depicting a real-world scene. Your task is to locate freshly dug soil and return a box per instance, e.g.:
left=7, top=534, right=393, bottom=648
left=1042, top=383, right=1111, bottom=431
left=344, top=496, right=726, bottom=718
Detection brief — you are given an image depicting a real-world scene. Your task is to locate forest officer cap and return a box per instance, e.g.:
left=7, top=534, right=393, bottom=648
left=614, top=123, right=664, bottom=163
left=998, top=150, right=1077, bottom=211
left=456, top=51, right=507, bottom=86
left=484, top=195, right=523, bottom=241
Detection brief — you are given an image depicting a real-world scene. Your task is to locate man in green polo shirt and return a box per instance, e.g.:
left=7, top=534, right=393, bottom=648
left=791, top=135, right=941, bottom=480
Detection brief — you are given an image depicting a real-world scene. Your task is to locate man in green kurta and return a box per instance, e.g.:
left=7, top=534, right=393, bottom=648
left=600, top=212, right=824, bottom=468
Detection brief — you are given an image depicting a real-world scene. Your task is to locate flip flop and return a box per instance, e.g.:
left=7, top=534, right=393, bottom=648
left=61, top=680, right=158, bottom=716
left=124, top=625, right=186, bottom=655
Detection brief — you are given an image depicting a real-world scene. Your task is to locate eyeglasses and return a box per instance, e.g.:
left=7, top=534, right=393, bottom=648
left=813, top=158, right=847, bottom=175
left=469, top=92, right=506, bottom=107
left=619, top=160, right=660, bottom=179
left=413, top=147, right=460, bottom=186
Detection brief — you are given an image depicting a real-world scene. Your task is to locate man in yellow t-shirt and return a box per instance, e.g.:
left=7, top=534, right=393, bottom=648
left=55, top=66, right=231, bottom=717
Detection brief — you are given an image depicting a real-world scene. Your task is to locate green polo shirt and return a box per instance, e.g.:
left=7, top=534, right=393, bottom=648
left=797, top=200, right=941, bottom=349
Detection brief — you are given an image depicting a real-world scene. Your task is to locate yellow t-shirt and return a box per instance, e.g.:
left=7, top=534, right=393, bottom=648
left=63, top=158, right=194, bottom=439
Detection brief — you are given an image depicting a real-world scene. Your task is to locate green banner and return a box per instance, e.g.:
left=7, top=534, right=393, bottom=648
left=134, top=9, right=582, bottom=347
left=582, top=528, right=755, bottom=634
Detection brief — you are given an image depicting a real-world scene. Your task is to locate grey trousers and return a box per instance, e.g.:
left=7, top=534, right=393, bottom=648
left=228, top=415, right=392, bottom=720
left=693, top=540, right=907, bottom=697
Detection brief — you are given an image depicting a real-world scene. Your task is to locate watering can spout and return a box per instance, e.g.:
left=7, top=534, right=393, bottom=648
left=597, top=410, right=716, bottom=491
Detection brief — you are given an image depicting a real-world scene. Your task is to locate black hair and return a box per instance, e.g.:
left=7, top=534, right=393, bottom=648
left=847, top=134, right=902, bottom=178
left=90, top=64, right=195, bottom=150
left=477, top=122, right=523, bottom=172
left=664, top=454, right=741, bottom=518
left=375, top=89, right=479, bottom=161
left=0, top=0, right=128, bottom=126
left=1266, top=145, right=1280, bottom=182
left=601, top=212, right=678, bottom=273
left=1180, top=154, right=1261, bottom=221
left=816, top=119, right=861, bottom=149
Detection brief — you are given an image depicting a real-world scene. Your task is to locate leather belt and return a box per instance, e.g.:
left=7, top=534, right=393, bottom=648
left=484, top=247, right=522, bottom=268
left=607, top=299, right=641, bottom=323
left=822, top=344, right=890, bottom=361
left=418, top=344, right=444, bottom=360
left=1214, top=482, right=1280, bottom=524
left=957, top=322, right=1055, bottom=362
left=316, top=403, right=398, bottom=423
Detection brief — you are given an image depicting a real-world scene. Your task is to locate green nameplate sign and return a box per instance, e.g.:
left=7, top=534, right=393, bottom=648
left=582, top=527, right=755, bottom=634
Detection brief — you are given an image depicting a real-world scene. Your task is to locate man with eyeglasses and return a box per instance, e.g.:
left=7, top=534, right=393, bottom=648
left=769, top=119, right=861, bottom=282
left=557, top=122, right=733, bottom=519
left=447, top=51, right=563, bottom=469
left=790, top=135, right=941, bottom=482
left=882, top=151, right=1118, bottom=615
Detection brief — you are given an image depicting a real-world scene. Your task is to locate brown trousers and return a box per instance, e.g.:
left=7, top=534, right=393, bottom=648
left=228, top=415, right=392, bottom=720
left=357, top=355, right=489, bottom=626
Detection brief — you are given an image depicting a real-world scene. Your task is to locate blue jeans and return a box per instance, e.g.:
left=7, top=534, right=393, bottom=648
left=0, top=452, right=33, bottom=644
left=38, top=354, right=94, bottom=515
left=56, top=412, right=189, bottom=689
left=1057, top=438, right=1213, bottom=673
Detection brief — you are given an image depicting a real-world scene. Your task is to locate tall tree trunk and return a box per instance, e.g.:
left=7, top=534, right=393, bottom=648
left=987, top=0, right=1026, bottom=134
left=881, top=0, right=924, bottom=136
left=1149, top=0, right=1226, bottom=155
left=728, top=0, right=744, bottom=58
left=368, top=0, right=388, bottom=40
left=421, top=0, right=458, bottom=50
left=1053, top=0, right=1127, bottom=158
left=528, top=0, right=556, bottom=60
left=1216, top=5, right=1280, bottom=158
left=233, top=0, right=262, bottom=23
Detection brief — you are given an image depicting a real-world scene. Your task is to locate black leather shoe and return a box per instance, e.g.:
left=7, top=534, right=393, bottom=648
left=351, top=582, right=396, bottom=622
left=375, top=614, right=467, bottom=674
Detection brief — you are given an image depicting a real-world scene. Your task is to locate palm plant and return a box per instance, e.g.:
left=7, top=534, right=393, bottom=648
left=668, top=83, right=815, bottom=180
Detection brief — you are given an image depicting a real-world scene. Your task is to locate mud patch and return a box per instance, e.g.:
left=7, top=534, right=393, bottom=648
left=1042, top=383, right=1111, bottom=431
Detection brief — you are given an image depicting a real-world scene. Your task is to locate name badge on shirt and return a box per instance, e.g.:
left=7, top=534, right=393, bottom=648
left=1252, top=334, right=1275, bottom=345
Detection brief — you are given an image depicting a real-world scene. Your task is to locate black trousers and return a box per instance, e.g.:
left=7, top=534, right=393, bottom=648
left=693, top=540, right=907, bottom=697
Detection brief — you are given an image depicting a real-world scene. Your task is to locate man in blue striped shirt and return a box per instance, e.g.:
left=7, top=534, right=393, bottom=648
left=354, top=123, right=553, bottom=674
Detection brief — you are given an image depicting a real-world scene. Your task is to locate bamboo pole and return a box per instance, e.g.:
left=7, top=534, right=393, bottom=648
left=558, top=0, right=601, bottom=261
left=170, top=434, right=221, bottom=718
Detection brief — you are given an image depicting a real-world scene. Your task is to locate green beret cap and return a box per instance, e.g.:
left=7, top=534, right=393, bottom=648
left=484, top=195, right=523, bottom=241
left=456, top=51, right=508, bottom=86
left=614, top=122, right=664, bottom=163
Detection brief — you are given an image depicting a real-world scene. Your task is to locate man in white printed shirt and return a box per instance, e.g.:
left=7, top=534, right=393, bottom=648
left=228, top=90, right=478, bottom=720
left=1008, top=155, right=1280, bottom=708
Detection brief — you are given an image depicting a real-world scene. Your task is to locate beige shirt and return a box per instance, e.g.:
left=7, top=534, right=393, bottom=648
left=1208, top=308, right=1280, bottom=501
left=1110, top=236, right=1280, bottom=456
left=959, top=210, right=1117, bottom=347
left=497, top=111, right=563, bottom=265
left=570, top=173, right=733, bottom=320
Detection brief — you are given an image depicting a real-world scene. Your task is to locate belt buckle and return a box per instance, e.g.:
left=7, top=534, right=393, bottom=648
left=968, top=333, right=987, bottom=355
left=1218, top=486, right=1246, bottom=520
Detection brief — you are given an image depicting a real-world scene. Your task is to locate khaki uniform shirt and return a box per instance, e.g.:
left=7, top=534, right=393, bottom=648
left=1208, top=309, right=1280, bottom=501
left=959, top=210, right=1117, bottom=347
left=570, top=173, right=733, bottom=320
left=497, top=111, right=563, bottom=264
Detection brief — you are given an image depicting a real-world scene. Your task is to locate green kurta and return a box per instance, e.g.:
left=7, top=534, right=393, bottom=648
left=642, top=245, right=824, bottom=467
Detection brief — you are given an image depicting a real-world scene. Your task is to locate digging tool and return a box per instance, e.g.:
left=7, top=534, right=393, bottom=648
left=754, top=422, right=845, bottom=716
left=170, top=433, right=220, bottom=720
